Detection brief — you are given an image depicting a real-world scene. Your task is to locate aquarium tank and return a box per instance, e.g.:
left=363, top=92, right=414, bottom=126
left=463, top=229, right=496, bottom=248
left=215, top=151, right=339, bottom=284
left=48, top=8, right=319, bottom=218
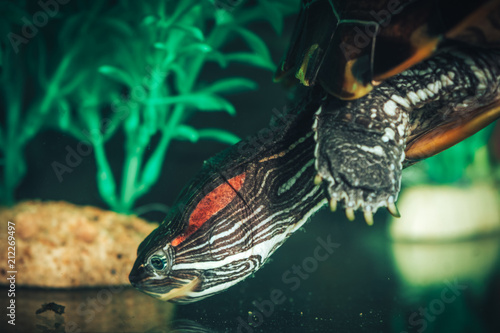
left=0, top=0, right=500, bottom=332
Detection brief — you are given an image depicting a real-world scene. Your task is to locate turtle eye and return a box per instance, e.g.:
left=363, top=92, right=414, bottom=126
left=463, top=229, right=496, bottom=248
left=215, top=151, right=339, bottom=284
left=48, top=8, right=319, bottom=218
left=149, top=255, right=167, bottom=271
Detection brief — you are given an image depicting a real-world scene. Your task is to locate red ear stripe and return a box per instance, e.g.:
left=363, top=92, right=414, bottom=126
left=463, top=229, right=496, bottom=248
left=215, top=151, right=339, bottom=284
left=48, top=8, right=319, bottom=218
left=171, top=173, right=246, bottom=247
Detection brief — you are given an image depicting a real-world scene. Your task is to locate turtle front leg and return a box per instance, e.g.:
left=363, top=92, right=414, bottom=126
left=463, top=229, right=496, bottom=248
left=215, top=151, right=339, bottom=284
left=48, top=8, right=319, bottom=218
left=313, top=48, right=500, bottom=224
left=313, top=92, right=409, bottom=224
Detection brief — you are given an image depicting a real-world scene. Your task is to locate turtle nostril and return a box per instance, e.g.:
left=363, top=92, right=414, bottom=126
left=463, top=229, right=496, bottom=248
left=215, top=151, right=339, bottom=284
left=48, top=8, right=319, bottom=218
left=129, top=264, right=147, bottom=286
left=129, top=273, right=138, bottom=286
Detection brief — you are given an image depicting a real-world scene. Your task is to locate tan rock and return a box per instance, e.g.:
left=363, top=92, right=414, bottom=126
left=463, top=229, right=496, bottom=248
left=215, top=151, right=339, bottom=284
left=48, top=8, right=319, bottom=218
left=0, top=201, right=158, bottom=288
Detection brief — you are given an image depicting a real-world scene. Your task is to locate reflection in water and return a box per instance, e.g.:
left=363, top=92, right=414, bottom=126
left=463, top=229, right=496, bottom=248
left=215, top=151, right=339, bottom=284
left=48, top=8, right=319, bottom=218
left=3, top=213, right=499, bottom=332
left=170, top=319, right=220, bottom=332
left=1, top=285, right=222, bottom=333
left=145, top=319, right=220, bottom=333
left=392, top=237, right=500, bottom=287
left=390, top=236, right=500, bottom=333
left=2, top=287, right=175, bottom=333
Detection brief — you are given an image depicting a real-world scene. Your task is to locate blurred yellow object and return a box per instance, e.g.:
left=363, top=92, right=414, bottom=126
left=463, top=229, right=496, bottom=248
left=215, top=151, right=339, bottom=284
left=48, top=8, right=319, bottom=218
left=389, top=184, right=500, bottom=241
left=391, top=238, right=500, bottom=287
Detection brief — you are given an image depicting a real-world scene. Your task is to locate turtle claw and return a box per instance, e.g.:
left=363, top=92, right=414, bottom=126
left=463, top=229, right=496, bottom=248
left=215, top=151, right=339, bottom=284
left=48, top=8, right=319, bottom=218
left=314, top=174, right=323, bottom=185
left=363, top=209, right=374, bottom=226
left=329, top=198, right=338, bottom=212
left=345, top=207, right=355, bottom=221
left=387, top=199, right=401, bottom=218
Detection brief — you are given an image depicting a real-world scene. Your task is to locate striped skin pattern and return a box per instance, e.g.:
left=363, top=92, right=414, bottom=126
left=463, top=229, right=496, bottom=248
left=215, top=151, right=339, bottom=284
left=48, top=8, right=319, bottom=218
left=130, top=93, right=327, bottom=303
left=129, top=47, right=500, bottom=303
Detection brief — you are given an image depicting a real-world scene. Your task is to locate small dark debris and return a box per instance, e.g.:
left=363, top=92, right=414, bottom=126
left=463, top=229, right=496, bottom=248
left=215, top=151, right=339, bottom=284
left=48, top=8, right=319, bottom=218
left=36, top=302, right=65, bottom=315
left=91, top=215, right=99, bottom=221
left=117, top=253, right=123, bottom=259
left=111, top=269, right=117, bottom=275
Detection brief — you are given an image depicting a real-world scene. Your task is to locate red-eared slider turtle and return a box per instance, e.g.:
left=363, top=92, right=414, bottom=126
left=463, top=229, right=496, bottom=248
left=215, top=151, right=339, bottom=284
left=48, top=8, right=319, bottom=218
left=129, top=0, right=500, bottom=303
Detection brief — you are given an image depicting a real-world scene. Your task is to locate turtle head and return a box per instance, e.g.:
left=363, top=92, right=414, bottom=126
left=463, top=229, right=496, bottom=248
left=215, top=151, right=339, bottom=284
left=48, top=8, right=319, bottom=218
left=129, top=161, right=254, bottom=303
left=129, top=98, right=324, bottom=303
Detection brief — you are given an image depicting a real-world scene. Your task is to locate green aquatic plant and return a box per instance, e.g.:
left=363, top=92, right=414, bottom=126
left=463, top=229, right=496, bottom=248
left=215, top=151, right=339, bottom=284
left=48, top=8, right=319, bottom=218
left=0, top=1, right=56, bottom=206
left=0, top=0, right=299, bottom=212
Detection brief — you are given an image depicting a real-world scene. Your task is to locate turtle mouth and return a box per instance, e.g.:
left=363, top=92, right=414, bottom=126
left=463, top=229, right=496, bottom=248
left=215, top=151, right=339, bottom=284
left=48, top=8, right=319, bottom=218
left=146, top=277, right=202, bottom=302
left=129, top=263, right=203, bottom=303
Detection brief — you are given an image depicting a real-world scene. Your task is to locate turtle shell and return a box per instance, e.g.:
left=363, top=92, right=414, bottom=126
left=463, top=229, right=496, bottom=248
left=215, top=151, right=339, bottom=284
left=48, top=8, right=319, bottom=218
left=275, top=0, right=500, bottom=100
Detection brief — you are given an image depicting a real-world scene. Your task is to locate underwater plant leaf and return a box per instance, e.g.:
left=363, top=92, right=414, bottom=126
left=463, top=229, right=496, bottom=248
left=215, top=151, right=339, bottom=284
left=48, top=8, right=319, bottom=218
left=98, top=66, right=135, bottom=87
left=124, top=108, right=140, bottom=135
left=256, top=1, right=285, bottom=34
left=233, top=0, right=299, bottom=31
left=185, top=94, right=236, bottom=115
left=168, top=0, right=205, bottom=26
left=214, top=6, right=236, bottom=25
left=233, top=27, right=273, bottom=64
left=174, top=125, right=200, bottom=143
left=141, top=15, right=157, bottom=26
left=57, top=99, right=72, bottom=131
left=58, top=12, right=98, bottom=49
left=197, top=128, right=240, bottom=145
left=96, top=166, right=118, bottom=207
left=97, top=17, right=135, bottom=39
left=170, top=24, right=205, bottom=41
left=167, top=63, right=189, bottom=93
left=149, top=94, right=236, bottom=115
left=207, top=24, right=232, bottom=50
left=200, top=78, right=258, bottom=95
left=206, top=50, right=229, bottom=68
left=154, top=41, right=212, bottom=53
left=175, top=43, right=213, bottom=55
left=223, top=52, right=275, bottom=70
left=59, top=71, right=94, bottom=97
left=31, top=38, right=49, bottom=89
left=153, top=42, right=167, bottom=50
left=139, top=140, right=172, bottom=192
